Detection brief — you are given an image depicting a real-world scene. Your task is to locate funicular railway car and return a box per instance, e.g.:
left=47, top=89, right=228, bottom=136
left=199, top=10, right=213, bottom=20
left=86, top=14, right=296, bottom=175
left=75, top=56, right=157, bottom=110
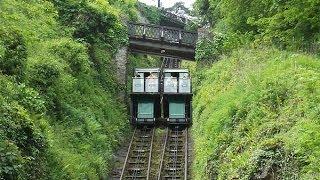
left=130, top=68, right=161, bottom=125
left=162, top=69, right=192, bottom=126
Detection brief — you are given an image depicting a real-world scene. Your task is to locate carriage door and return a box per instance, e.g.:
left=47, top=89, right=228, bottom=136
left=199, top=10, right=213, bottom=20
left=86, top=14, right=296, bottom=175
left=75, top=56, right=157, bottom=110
left=137, top=99, right=154, bottom=121
left=169, top=96, right=185, bottom=119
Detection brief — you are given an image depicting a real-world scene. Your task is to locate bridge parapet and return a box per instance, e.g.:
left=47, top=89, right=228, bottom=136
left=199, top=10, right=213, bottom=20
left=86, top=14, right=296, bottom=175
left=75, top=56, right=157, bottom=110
left=128, top=23, right=198, bottom=47
left=128, top=22, right=198, bottom=60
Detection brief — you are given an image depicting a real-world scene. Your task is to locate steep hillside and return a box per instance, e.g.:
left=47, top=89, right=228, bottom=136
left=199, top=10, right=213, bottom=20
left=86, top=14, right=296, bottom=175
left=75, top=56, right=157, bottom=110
left=192, top=48, right=320, bottom=179
left=0, top=0, right=136, bottom=179
left=195, top=0, right=320, bottom=51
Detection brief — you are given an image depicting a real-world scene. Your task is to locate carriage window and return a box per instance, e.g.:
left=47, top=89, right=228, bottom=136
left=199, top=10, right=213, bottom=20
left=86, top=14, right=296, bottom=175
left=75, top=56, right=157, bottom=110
left=180, top=73, right=189, bottom=79
left=134, top=72, right=144, bottom=78
left=144, top=72, right=151, bottom=78
left=145, top=72, right=159, bottom=92
left=171, top=72, right=179, bottom=78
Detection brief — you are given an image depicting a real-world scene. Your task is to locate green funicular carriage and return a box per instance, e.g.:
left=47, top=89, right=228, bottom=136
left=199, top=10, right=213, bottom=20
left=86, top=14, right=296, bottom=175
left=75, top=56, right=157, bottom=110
left=163, top=68, right=192, bottom=126
left=130, top=68, right=161, bottom=126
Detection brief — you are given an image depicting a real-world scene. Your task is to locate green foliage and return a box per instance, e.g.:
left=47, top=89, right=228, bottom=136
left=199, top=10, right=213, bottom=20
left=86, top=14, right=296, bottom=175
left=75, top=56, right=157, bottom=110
left=0, top=76, right=46, bottom=114
left=51, top=0, right=128, bottom=48
left=0, top=94, right=47, bottom=179
left=196, top=30, right=254, bottom=64
left=47, top=38, right=90, bottom=75
left=0, top=0, right=137, bottom=179
left=0, top=138, right=25, bottom=180
left=14, top=84, right=46, bottom=114
left=88, top=43, right=120, bottom=94
left=165, top=2, right=191, bottom=14
left=195, top=0, right=320, bottom=51
left=196, top=33, right=225, bottom=62
left=192, top=48, right=320, bottom=179
left=0, top=41, right=5, bottom=58
left=137, top=2, right=161, bottom=24
left=27, top=58, right=62, bottom=91
left=0, top=0, right=60, bottom=43
left=0, top=29, right=27, bottom=76
left=185, top=20, right=199, bottom=31
left=110, top=0, right=138, bottom=21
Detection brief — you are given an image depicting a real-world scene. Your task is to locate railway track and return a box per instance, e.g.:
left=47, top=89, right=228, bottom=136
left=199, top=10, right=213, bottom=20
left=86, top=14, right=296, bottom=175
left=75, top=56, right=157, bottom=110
left=111, top=127, right=189, bottom=180
left=119, top=127, right=155, bottom=179
left=158, top=127, right=188, bottom=180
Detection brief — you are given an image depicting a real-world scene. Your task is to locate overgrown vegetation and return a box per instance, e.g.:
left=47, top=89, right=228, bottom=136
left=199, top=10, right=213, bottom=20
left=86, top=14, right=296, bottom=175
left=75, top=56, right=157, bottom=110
left=137, top=2, right=161, bottom=24
left=194, top=0, right=320, bottom=63
left=0, top=0, right=136, bottom=179
left=192, top=48, right=320, bottom=179
left=193, top=1, right=320, bottom=179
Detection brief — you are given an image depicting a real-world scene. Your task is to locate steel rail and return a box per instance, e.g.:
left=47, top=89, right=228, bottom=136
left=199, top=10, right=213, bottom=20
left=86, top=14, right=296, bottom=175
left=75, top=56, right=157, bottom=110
left=158, top=128, right=188, bottom=180
left=157, top=127, right=169, bottom=180
left=131, top=128, right=146, bottom=179
left=120, top=127, right=154, bottom=180
left=184, top=128, right=188, bottom=180
left=147, top=128, right=155, bottom=180
left=120, top=128, right=136, bottom=179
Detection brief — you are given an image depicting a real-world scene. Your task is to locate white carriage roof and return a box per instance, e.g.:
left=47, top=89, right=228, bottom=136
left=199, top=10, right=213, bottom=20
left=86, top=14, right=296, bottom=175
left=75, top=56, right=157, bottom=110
left=135, top=68, right=160, bottom=73
left=163, top=69, right=189, bottom=73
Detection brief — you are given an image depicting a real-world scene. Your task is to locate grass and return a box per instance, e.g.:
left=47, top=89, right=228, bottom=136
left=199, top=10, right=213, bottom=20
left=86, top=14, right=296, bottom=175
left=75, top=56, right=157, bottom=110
left=192, top=48, right=320, bottom=179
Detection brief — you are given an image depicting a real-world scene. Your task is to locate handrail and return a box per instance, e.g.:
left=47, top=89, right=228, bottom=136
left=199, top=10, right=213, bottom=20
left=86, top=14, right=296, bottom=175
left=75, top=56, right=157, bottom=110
left=128, top=22, right=198, bottom=47
left=129, top=22, right=197, bottom=34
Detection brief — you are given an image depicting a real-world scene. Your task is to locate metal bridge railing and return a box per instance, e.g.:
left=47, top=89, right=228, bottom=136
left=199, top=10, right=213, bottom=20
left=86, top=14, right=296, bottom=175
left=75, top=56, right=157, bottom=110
left=128, top=22, right=198, bottom=47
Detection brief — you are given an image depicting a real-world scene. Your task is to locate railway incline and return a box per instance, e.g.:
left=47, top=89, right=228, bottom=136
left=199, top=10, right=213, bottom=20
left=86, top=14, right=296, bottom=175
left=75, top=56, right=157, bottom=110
left=111, top=127, right=191, bottom=180
left=110, top=6, right=197, bottom=180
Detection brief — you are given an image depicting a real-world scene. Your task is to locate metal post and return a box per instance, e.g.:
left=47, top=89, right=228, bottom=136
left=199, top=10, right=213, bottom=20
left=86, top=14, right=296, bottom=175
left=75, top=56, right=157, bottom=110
left=143, top=24, right=146, bottom=39
left=179, top=30, right=182, bottom=44
left=158, top=0, right=161, bottom=8
left=161, top=27, right=164, bottom=41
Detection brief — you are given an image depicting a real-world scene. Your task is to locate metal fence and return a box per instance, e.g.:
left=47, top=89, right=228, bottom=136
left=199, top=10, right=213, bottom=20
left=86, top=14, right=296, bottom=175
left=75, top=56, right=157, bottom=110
left=128, top=23, right=198, bottom=47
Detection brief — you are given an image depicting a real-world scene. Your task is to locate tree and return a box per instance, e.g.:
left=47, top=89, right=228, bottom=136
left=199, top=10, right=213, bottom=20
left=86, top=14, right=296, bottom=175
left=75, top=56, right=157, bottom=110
left=166, top=2, right=191, bottom=15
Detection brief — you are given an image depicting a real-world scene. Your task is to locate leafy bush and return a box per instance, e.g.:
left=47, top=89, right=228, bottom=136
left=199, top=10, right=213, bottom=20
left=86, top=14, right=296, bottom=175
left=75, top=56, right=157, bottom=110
left=0, top=76, right=46, bottom=114
left=192, top=48, right=320, bottom=179
left=137, top=2, right=161, bottom=25
left=195, top=33, right=225, bottom=62
left=47, top=38, right=90, bottom=75
left=26, top=58, right=62, bottom=91
left=0, top=29, right=27, bottom=76
left=0, top=139, right=25, bottom=179
left=88, top=43, right=119, bottom=94
left=110, top=0, right=138, bottom=21
left=0, top=99, right=47, bottom=179
left=0, top=41, right=5, bottom=58
left=15, top=84, right=46, bottom=114
left=51, top=0, right=127, bottom=48
left=194, top=0, right=320, bottom=51
left=137, top=2, right=161, bottom=24
left=0, top=0, right=137, bottom=179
